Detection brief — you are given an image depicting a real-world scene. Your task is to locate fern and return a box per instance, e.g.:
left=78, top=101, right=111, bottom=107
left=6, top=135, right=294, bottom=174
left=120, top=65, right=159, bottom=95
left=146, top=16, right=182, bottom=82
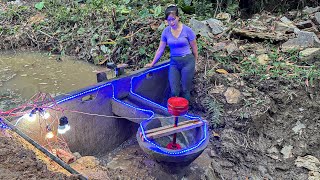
left=202, top=97, right=224, bottom=129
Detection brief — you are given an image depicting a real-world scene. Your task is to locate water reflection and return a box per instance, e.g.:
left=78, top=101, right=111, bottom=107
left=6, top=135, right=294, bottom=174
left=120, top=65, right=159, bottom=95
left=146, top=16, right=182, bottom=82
left=0, top=51, right=104, bottom=110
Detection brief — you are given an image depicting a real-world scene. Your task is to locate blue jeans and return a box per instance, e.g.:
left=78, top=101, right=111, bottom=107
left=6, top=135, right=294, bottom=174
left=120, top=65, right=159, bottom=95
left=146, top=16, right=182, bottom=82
left=169, top=54, right=195, bottom=101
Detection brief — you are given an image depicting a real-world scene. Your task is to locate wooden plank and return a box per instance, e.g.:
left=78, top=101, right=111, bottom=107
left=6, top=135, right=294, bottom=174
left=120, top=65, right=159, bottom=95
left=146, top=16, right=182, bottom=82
left=140, top=120, right=198, bottom=138
left=145, top=121, right=204, bottom=140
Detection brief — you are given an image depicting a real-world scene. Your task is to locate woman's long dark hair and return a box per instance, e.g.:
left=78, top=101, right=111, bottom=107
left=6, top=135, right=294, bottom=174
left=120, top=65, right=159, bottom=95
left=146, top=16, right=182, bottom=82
left=165, top=5, right=179, bottom=20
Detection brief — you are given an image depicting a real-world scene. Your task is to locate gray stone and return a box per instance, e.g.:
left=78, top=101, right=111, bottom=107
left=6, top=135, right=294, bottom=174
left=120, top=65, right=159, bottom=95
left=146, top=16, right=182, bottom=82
left=281, top=145, right=293, bottom=159
left=204, top=18, right=225, bottom=35
left=299, top=48, right=320, bottom=62
left=303, top=6, right=320, bottom=14
left=280, top=16, right=293, bottom=24
left=208, top=150, right=217, bottom=158
left=220, top=160, right=234, bottom=168
left=256, top=48, right=268, bottom=55
left=294, top=28, right=301, bottom=34
left=295, top=155, right=320, bottom=172
left=274, top=22, right=295, bottom=33
left=225, top=42, right=239, bottom=55
left=309, top=171, right=320, bottom=180
left=295, top=20, right=314, bottom=29
left=267, top=147, right=279, bottom=154
left=73, top=152, right=82, bottom=159
left=258, top=165, right=268, bottom=175
left=203, top=167, right=218, bottom=180
left=281, top=31, right=320, bottom=51
left=190, top=18, right=211, bottom=37
left=314, top=12, right=320, bottom=25
left=210, top=42, right=227, bottom=52
left=7, top=0, right=23, bottom=6
left=292, top=121, right=306, bottom=134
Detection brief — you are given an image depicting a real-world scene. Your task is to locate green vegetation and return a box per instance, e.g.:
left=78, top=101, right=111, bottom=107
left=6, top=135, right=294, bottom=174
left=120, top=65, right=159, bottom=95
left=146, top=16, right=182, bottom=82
left=202, top=96, right=224, bottom=128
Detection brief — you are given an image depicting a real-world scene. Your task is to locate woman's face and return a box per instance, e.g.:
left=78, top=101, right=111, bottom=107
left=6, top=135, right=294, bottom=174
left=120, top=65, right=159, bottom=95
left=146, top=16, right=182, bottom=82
left=166, top=14, right=179, bottom=29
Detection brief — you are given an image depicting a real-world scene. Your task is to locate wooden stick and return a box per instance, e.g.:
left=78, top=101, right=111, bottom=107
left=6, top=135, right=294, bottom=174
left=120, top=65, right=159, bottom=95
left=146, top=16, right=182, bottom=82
left=143, top=121, right=205, bottom=140
left=139, top=120, right=198, bottom=138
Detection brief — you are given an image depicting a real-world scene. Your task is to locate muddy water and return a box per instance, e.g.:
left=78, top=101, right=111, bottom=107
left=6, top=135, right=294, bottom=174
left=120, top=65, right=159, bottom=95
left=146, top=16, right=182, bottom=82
left=0, top=51, right=105, bottom=111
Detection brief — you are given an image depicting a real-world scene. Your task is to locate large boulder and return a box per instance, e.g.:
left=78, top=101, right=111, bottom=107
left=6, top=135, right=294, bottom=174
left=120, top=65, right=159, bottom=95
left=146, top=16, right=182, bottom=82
left=189, top=18, right=211, bottom=37
left=203, top=18, right=225, bottom=35
left=281, top=31, right=320, bottom=51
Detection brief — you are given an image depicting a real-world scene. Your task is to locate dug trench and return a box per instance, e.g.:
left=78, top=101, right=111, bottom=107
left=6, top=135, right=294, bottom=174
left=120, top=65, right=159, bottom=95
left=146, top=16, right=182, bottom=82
left=1, top=64, right=320, bottom=180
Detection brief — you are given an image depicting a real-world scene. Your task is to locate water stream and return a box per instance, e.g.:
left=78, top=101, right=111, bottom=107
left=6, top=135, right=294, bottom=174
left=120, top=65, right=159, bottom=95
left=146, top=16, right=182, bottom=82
left=0, top=51, right=105, bottom=111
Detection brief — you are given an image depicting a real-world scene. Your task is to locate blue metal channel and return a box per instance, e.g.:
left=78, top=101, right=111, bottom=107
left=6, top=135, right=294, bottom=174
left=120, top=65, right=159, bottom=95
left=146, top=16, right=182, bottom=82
left=35, top=64, right=208, bottom=156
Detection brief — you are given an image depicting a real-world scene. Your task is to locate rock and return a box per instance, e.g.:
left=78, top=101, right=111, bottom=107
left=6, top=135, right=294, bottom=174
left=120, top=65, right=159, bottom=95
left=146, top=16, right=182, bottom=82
left=225, top=42, right=239, bottom=55
left=216, top=12, right=231, bottom=22
left=190, top=18, right=211, bottom=37
left=210, top=85, right=226, bottom=94
left=257, top=54, right=270, bottom=65
left=274, top=22, right=295, bottom=33
left=295, top=20, right=314, bottom=29
left=202, top=167, right=218, bottom=180
left=232, top=28, right=289, bottom=41
left=294, top=27, right=301, bottom=34
left=76, top=156, right=100, bottom=168
left=256, top=48, right=268, bottom=55
left=313, top=12, right=320, bottom=25
left=220, top=160, right=234, bottom=168
left=309, top=171, right=320, bottom=180
left=286, top=11, right=299, bottom=20
left=7, top=0, right=23, bottom=6
left=267, top=147, right=279, bottom=154
left=258, top=165, right=268, bottom=176
left=299, top=48, right=320, bottom=62
left=280, top=16, right=293, bottom=24
left=204, top=18, right=225, bottom=35
left=292, top=121, right=306, bottom=134
left=281, top=145, right=293, bottom=159
left=303, top=6, right=320, bottom=14
left=224, top=87, right=241, bottom=104
left=73, top=152, right=82, bottom=159
left=281, top=31, right=320, bottom=51
left=301, top=26, right=320, bottom=34
left=208, top=150, right=217, bottom=158
left=295, top=155, right=320, bottom=172
left=210, top=42, right=227, bottom=52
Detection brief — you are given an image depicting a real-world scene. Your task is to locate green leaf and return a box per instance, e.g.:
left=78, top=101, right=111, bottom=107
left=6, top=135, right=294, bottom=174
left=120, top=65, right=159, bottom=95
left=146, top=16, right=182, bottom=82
left=139, top=47, right=146, bottom=55
left=35, top=2, right=45, bottom=10
left=77, top=28, right=85, bottom=35
left=139, top=8, right=150, bottom=18
left=154, top=5, right=161, bottom=17
left=100, top=45, right=109, bottom=54
left=91, top=34, right=99, bottom=46
left=123, top=0, right=130, bottom=4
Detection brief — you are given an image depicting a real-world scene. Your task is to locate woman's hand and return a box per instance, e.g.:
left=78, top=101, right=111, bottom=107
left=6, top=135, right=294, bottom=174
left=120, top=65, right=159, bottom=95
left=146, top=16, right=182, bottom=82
left=145, top=63, right=153, bottom=68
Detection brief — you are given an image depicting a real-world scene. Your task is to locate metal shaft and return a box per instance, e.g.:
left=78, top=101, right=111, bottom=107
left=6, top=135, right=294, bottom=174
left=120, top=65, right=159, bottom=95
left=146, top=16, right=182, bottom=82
left=172, top=116, right=178, bottom=147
